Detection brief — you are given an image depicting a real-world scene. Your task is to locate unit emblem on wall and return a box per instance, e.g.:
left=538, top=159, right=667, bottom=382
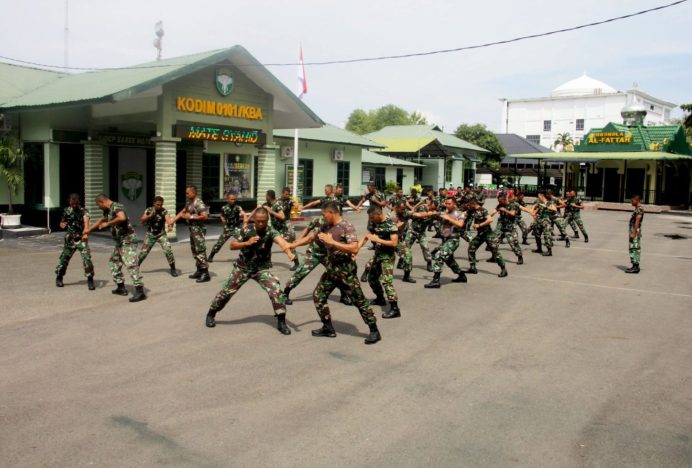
left=215, top=68, right=234, bottom=96
left=121, top=172, right=143, bottom=201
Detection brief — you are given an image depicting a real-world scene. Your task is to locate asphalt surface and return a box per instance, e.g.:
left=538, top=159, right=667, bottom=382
left=0, top=210, right=690, bottom=468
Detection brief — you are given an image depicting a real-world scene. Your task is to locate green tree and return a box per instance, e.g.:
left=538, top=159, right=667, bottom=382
left=554, top=132, right=574, bottom=152
left=453, top=123, right=506, bottom=167
left=0, top=136, right=25, bottom=214
left=345, top=105, right=428, bottom=135
left=344, top=109, right=373, bottom=135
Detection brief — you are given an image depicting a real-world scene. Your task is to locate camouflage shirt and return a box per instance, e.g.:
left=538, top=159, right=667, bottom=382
left=306, top=216, right=328, bottom=256
left=104, top=202, right=136, bottom=243
left=467, top=207, right=492, bottom=235
left=535, top=199, right=552, bottom=220
left=186, top=198, right=208, bottom=226
left=515, top=199, right=527, bottom=220
left=565, top=197, right=583, bottom=214
left=221, top=204, right=244, bottom=228
left=629, top=206, right=644, bottom=234
left=61, top=206, right=90, bottom=237
left=236, top=224, right=280, bottom=272
left=388, top=195, right=407, bottom=208
left=144, top=206, right=168, bottom=235
left=363, top=190, right=385, bottom=206
left=269, top=201, right=288, bottom=232
left=439, top=209, right=464, bottom=239
left=323, top=219, right=358, bottom=265
left=370, top=218, right=399, bottom=257
left=393, top=210, right=412, bottom=238
left=411, top=204, right=431, bottom=233
left=408, top=193, right=421, bottom=206
left=497, top=203, right=518, bottom=231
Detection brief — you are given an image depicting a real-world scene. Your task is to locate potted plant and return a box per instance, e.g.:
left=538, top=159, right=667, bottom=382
left=0, top=136, right=25, bottom=228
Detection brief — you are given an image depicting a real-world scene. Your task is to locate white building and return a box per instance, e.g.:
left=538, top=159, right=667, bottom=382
left=499, top=73, right=676, bottom=150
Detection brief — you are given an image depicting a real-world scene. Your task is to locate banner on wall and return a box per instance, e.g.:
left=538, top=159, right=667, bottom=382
left=285, top=164, right=305, bottom=197
left=223, top=154, right=252, bottom=198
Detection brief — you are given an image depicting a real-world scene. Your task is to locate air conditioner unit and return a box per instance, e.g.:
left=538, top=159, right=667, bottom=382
left=332, top=149, right=344, bottom=161
left=280, top=146, right=294, bottom=159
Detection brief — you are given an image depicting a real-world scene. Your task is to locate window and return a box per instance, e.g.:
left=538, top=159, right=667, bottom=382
left=543, top=120, right=552, bottom=132
left=222, top=154, right=251, bottom=199
left=336, top=161, right=350, bottom=195
left=414, top=167, right=423, bottom=185
left=285, top=159, right=314, bottom=197
left=445, top=160, right=453, bottom=182
left=576, top=119, right=584, bottom=131
left=526, top=135, right=541, bottom=145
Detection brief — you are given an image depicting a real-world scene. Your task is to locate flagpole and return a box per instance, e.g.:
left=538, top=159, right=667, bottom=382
left=293, top=128, right=299, bottom=198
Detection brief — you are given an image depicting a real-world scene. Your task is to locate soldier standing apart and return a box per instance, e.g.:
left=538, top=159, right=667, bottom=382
left=393, top=201, right=417, bottom=283
left=490, top=194, right=523, bottom=265
left=424, top=198, right=468, bottom=288
left=626, top=195, right=644, bottom=274
left=85, top=193, right=146, bottom=302
left=171, top=186, right=210, bottom=283
left=466, top=199, right=508, bottom=277
left=55, top=193, right=95, bottom=290
left=204, top=207, right=295, bottom=334
left=360, top=205, right=401, bottom=318
left=264, top=188, right=301, bottom=271
left=407, top=198, right=436, bottom=272
left=311, top=202, right=382, bottom=344
left=513, top=192, right=531, bottom=245
left=208, top=193, right=247, bottom=262
left=564, top=190, right=589, bottom=242
left=137, top=196, right=178, bottom=277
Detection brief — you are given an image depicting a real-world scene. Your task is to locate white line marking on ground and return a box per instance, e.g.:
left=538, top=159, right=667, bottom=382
left=513, top=275, right=692, bottom=299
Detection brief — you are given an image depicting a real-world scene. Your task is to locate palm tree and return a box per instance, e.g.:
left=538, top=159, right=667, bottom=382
left=554, top=132, right=573, bottom=152
left=0, top=137, right=25, bottom=215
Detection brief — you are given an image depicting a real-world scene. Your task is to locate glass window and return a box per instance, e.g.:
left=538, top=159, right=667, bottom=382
left=543, top=120, right=552, bottom=132
left=576, top=119, right=584, bottom=131
left=526, top=135, right=541, bottom=145
left=285, top=159, right=313, bottom=198
left=222, top=154, right=251, bottom=199
left=336, top=161, right=350, bottom=195
left=445, top=160, right=453, bottom=182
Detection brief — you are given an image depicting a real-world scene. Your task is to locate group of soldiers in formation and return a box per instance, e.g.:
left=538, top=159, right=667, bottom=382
left=54, top=180, right=645, bottom=345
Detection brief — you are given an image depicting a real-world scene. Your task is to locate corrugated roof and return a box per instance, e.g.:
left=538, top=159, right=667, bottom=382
left=274, top=124, right=384, bottom=148
left=0, top=62, right=65, bottom=105
left=496, top=133, right=553, bottom=156
left=362, top=150, right=424, bottom=167
left=366, top=125, right=488, bottom=153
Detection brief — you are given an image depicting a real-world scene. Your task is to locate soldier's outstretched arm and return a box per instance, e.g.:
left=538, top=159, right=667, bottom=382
left=240, top=209, right=248, bottom=226
left=84, top=216, right=106, bottom=235
left=273, top=236, right=296, bottom=261
left=301, top=199, right=322, bottom=210
left=291, top=231, right=317, bottom=250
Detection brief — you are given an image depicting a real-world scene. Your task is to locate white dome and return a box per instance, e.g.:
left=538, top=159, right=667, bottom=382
left=551, top=73, right=618, bottom=97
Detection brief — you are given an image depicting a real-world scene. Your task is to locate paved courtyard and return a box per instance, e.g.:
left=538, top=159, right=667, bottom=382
left=0, top=209, right=690, bottom=467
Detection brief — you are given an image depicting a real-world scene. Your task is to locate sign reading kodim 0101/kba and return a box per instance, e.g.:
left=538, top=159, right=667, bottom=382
left=175, top=124, right=267, bottom=145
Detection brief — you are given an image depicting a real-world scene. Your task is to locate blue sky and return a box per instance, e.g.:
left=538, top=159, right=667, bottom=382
left=1, top=0, right=690, bottom=131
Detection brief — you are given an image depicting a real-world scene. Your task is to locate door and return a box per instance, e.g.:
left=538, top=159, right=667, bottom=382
left=625, top=168, right=645, bottom=200
left=396, top=168, right=404, bottom=189
left=603, top=168, right=620, bottom=202
left=117, top=147, right=148, bottom=219
left=59, top=144, right=84, bottom=204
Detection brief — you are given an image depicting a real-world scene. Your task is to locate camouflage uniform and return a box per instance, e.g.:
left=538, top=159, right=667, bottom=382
left=548, top=199, right=569, bottom=238
left=55, top=206, right=94, bottom=278
left=285, top=216, right=328, bottom=290
left=394, top=209, right=414, bottom=272
left=388, top=194, right=407, bottom=209
left=494, top=202, right=522, bottom=258
left=186, top=197, right=209, bottom=270
left=405, top=204, right=432, bottom=263
left=209, top=203, right=244, bottom=258
left=105, top=202, right=143, bottom=286
left=565, top=196, right=589, bottom=237
left=515, top=199, right=530, bottom=243
left=313, top=220, right=376, bottom=324
left=532, top=200, right=554, bottom=249
left=366, top=218, right=399, bottom=302
left=209, top=224, right=286, bottom=315
left=467, top=207, right=505, bottom=267
left=408, top=193, right=421, bottom=207
left=270, top=199, right=296, bottom=243
left=431, top=210, right=464, bottom=275
left=629, top=206, right=644, bottom=264
left=138, top=206, right=175, bottom=266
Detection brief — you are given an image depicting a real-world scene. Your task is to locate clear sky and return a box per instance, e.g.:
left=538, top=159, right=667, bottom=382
left=1, top=0, right=690, bottom=131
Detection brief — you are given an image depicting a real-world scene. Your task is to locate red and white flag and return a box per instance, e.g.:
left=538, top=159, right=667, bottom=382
left=297, top=46, right=307, bottom=99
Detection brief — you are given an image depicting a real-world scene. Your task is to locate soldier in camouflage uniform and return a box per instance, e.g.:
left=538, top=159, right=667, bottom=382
left=333, top=183, right=360, bottom=213
left=513, top=192, right=531, bottom=245
left=205, top=208, right=295, bottom=335
left=545, top=190, right=571, bottom=245
left=55, top=193, right=95, bottom=290
left=85, top=194, right=146, bottom=302
left=530, top=191, right=557, bottom=256
left=424, top=198, right=469, bottom=288
left=408, top=188, right=422, bottom=208
left=626, top=195, right=644, bottom=274
left=407, top=198, right=436, bottom=272
left=387, top=187, right=412, bottom=212
left=564, top=190, right=589, bottom=242
left=172, top=186, right=210, bottom=282
left=301, top=184, right=335, bottom=211
left=208, top=192, right=247, bottom=262
left=466, top=199, right=508, bottom=277
left=137, top=196, right=177, bottom=277
left=311, top=201, right=381, bottom=345
left=359, top=205, right=401, bottom=318
left=356, top=183, right=386, bottom=210
left=393, top=201, right=417, bottom=283
left=475, top=186, right=487, bottom=206
left=265, top=188, right=300, bottom=271
left=490, top=194, right=523, bottom=265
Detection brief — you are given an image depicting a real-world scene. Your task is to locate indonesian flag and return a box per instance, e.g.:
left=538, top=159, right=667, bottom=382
left=297, top=46, right=307, bottom=99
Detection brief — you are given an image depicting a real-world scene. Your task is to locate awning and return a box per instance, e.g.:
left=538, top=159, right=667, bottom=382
left=511, top=151, right=692, bottom=162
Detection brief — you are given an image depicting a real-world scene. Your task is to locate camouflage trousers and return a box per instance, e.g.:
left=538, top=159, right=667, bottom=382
left=495, top=226, right=522, bottom=258
left=210, top=226, right=242, bottom=258
left=550, top=216, right=568, bottom=238
left=432, top=238, right=463, bottom=274
left=280, top=223, right=296, bottom=243
left=532, top=218, right=553, bottom=248
left=565, top=213, right=588, bottom=237
left=109, top=240, right=143, bottom=286
left=285, top=248, right=327, bottom=290
left=313, top=260, right=376, bottom=325
left=516, top=219, right=529, bottom=241
left=367, top=254, right=398, bottom=301
left=629, top=234, right=642, bottom=264
left=210, top=265, right=286, bottom=315
left=405, top=230, right=431, bottom=263
left=138, top=232, right=175, bottom=266
left=189, top=225, right=208, bottom=269
left=396, top=238, right=413, bottom=273
left=55, top=234, right=94, bottom=277
left=469, top=231, right=505, bottom=267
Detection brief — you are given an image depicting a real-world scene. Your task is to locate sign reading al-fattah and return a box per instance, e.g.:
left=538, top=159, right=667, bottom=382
left=588, top=131, right=632, bottom=144
left=176, top=96, right=264, bottom=121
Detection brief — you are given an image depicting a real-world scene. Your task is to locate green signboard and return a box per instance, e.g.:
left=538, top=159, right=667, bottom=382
left=175, top=124, right=267, bottom=146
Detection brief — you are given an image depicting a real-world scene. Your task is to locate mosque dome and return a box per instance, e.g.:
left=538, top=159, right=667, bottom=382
left=551, top=73, right=618, bottom=97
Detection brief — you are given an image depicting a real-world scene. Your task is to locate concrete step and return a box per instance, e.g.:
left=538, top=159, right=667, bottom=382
left=0, top=226, right=50, bottom=239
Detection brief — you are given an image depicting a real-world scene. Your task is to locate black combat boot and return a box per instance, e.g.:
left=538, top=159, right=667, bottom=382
left=424, top=272, right=441, bottom=288
left=129, top=286, right=147, bottom=302
left=522, top=237, right=529, bottom=245
left=396, top=258, right=404, bottom=270
left=452, top=271, right=468, bottom=283
left=402, top=271, right=416, bottom=283
left=289, top=256, right=300, bottom=271
left=205, top=310, right=217, bottom=328
left=565, top=237, right=571, bottom=248
left=207, top=252, right=215, bottom=263
left=360, top=268, right=369, bottom=283
left=364, top=322, right=381, bottom=345
left=371, top=295, right=387, bottom=306
left=426, top=260, right=433, bottom=272
left=339, top=292, right=353, bottom=305
left=572, top=232, right=580, bottom=239
left=196, top=269, right=211, bottom=283
left=312, top=317, right=336, bottom=337
left=486, top=255, right=497, bottom=263
left=532, top=238, right=543, bottom=253
left=542, top=248, right=553, bottom=257
left=498, top=266, right=508, bottom=278
left=87, top=275, right=95, bottom=290
left=56, top=275, right=64, bottom=288
left=276, top=313, right=291, bottom=335
left=467, top=265, right=478, bottom=274
left=625, top=263, right=640, bottom=274
left=169, top=263, right=178, bottom=277
left=111, top=283, right=128, bottom=296
left=189, top=268, right=202, bottom=279
left=517, top=255, right=524, bottom=265
left=584, top=235, right=589, bottom=243
left=283, top=286, right=293, bottom=305
left=382, top=301, right=401, bottom=319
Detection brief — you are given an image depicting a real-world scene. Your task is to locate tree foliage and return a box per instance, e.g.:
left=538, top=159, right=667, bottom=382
left=345, top=105, right=428, bottom=135
left=453, top=123, right=506, bottom=166
left=0, top=136, right=25, bottom=214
